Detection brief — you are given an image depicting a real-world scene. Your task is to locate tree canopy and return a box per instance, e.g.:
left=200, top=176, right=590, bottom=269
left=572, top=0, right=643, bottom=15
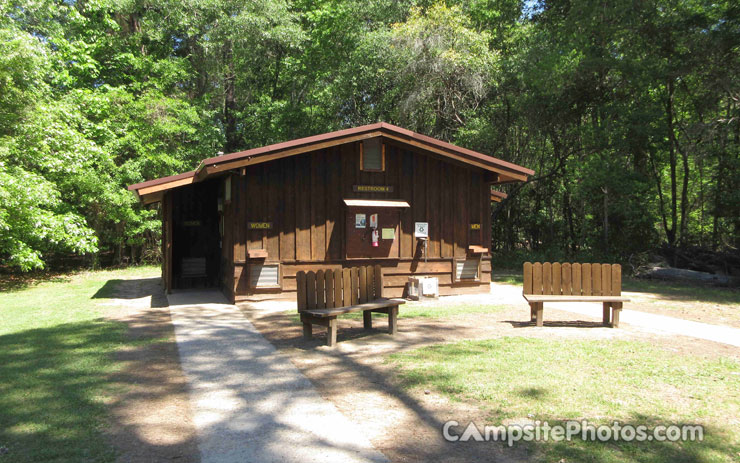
left=1, top=0, right=738, bottom=271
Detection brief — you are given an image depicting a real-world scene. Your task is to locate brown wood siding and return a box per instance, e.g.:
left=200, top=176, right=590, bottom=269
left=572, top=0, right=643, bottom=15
left=295, top=154, right=311, bottom=261
left=280, top=156, right=296, bottom=261
left=427, top=157, right=442, bottom=258
left=266, top=165, right=280, bottom=261
left=231, top=140, right=493, bottom=298
left=326, top=147, right=342, bottom=260
left=220, top=177, right=235, bottom=301
left=237, top=258, right=491, bottom=301
left=310, top=150, right=326, bottom=261
left=163, top=192, right=173, bottom=293
left=234, top=174, right=248, bottom=295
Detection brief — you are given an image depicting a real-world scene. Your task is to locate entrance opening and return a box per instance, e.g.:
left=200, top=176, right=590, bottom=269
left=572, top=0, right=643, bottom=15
left=171, top=179, right=221, bottom=288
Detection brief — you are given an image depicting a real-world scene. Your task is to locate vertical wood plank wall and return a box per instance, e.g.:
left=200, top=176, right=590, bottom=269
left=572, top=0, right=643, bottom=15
left=229, top=140, right=494, bottom=300
left=162, top=192, right=173, bottom=293
left=220, top=177, right=235, bottom=302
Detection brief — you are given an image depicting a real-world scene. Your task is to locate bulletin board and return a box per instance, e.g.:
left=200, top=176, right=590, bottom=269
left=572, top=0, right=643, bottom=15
left=345, top=208, right=400, bottom=259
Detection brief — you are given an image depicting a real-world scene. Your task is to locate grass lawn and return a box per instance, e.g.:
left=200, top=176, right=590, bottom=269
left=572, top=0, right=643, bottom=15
left=389, top=337, right=740, bottom=462
left=0, top=266, right=159, bottom=462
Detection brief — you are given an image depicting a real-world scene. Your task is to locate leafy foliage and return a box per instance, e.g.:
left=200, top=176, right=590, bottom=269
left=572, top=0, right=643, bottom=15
left=1, top=0, right=738, bottom=271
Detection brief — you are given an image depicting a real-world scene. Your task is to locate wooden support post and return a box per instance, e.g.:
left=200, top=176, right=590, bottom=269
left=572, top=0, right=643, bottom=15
left=602, top=302, right=611, bottom=326
left=303, top=322, right=312, bottom=340
left=535, top=302, right=544, bottom=327
left=327, top=317, right=337, bottom=347
left=363, top=311, right=372, bottom=330
left=612, top=302, right=622, bottom=328
left=529, top=302, right=537, bottom=322
left=388, top=306, right=398, bottom=334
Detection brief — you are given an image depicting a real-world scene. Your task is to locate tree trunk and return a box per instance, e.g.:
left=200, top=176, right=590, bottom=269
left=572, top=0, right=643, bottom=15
left=223, top=40, right=238, bottom=152
left=602, top=186, right=609, bottom=254
left=564, top=190, right=576, bottom=255
left=665, top=80, right=678, bottom=254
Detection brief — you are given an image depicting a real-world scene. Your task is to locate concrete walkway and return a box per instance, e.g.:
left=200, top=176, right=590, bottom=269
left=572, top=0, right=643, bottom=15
left=546, top=301, right=740, bottom=347
left=166, top=290, right=387, bottom=463
left=487, top=283, right=740, bottom=347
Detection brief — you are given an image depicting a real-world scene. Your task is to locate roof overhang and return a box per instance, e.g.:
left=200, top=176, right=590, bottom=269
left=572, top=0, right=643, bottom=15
left=127, top=171, right=195, bottom=203
left=491, top=190, right=508, bottom=203
left=127, top=123, right=534, bottom=202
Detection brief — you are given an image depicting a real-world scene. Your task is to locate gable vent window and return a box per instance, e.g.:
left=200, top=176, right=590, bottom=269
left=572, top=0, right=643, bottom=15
left=455, top=259, right=480, bottom=281
left=361, top=138, right=384, bottom=172
left=250, top=263, right=281, bottom=288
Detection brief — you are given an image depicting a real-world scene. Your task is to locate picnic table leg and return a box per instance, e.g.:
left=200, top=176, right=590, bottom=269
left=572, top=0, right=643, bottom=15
left=363, top=311, right=373, bottom=330
left=602, top=303, right=611, bottom=326
left=388, top=306, right=398, bottom=335
left=611, top=302, right=622, bottom=328
left=327, top=317, right=337, bottom=347
left=535, top=302, right=544, bottom=327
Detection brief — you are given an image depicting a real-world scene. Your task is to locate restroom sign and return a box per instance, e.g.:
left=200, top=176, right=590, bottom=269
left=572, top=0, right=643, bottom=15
left=353, top=185, right=394, bottom=193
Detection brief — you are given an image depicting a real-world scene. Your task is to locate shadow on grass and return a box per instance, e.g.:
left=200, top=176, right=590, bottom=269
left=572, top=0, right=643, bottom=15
left=0, top=320, right=124, bottom=462
left=443, top=415, right=735, bottom=463
left=91, top=277, right=165, bottom=300
left=91, top=279, right=126, bottom=299
left=623, top=277, right=740, bottom=305
left=505, top=320, right=608, bottom=328
left=0, top=276, right=200, bottom=463
left=492, top=272, right=524, bottom=285
left=0, top=272, right=71, bottom=293
left=518, top=387, right=548, bottom=399
left=262, top=317, right=739, bottom=462
left=532, top=416, right=736, bottom=463
left=384, top=339, right=739, bottom=462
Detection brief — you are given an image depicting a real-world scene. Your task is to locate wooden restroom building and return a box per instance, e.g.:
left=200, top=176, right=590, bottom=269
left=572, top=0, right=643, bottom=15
left=128, top=123, right=533, bottom=302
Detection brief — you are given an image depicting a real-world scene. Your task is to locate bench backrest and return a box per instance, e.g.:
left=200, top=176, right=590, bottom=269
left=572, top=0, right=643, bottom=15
left=523, top=262, right=622, bottom=296
left=296, top=265, right=384, bottom=312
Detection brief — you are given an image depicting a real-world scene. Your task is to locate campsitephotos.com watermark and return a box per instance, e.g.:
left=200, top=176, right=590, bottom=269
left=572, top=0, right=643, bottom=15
left=442, top=420, right=704, bottom=447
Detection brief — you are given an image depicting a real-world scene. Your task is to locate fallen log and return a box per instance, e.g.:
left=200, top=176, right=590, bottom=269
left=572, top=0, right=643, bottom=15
left=641, top=266, right=732, bottom=285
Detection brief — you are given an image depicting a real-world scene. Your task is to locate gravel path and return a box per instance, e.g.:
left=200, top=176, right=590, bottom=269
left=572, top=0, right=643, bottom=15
left=167, top=290, right=388, bottom=463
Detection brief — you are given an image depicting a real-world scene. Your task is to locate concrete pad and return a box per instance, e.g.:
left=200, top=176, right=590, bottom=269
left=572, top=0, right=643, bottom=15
left=167, top=290, right=388, bottom=463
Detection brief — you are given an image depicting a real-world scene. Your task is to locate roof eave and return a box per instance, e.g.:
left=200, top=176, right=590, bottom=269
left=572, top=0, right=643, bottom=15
left=126, top=123, right=535, bottom=202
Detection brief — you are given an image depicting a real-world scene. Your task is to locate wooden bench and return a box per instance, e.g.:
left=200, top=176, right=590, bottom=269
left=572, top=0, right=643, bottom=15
left=522, top=262, right=630, bottom=327
left=296, top=265, right=405, bottom=347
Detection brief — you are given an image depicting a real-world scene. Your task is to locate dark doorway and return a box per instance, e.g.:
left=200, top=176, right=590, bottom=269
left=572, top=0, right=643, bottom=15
left=171, top=180, right=221, bottom=288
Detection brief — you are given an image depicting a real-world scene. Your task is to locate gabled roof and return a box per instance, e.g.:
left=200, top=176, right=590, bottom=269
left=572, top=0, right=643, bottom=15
left=128, top=122, right=533, bottom=200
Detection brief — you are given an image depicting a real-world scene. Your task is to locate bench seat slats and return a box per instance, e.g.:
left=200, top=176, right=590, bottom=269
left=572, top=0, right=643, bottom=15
left=523, top=295, right=630, bottom=303
left=303, top=298, right=406, bottom=317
